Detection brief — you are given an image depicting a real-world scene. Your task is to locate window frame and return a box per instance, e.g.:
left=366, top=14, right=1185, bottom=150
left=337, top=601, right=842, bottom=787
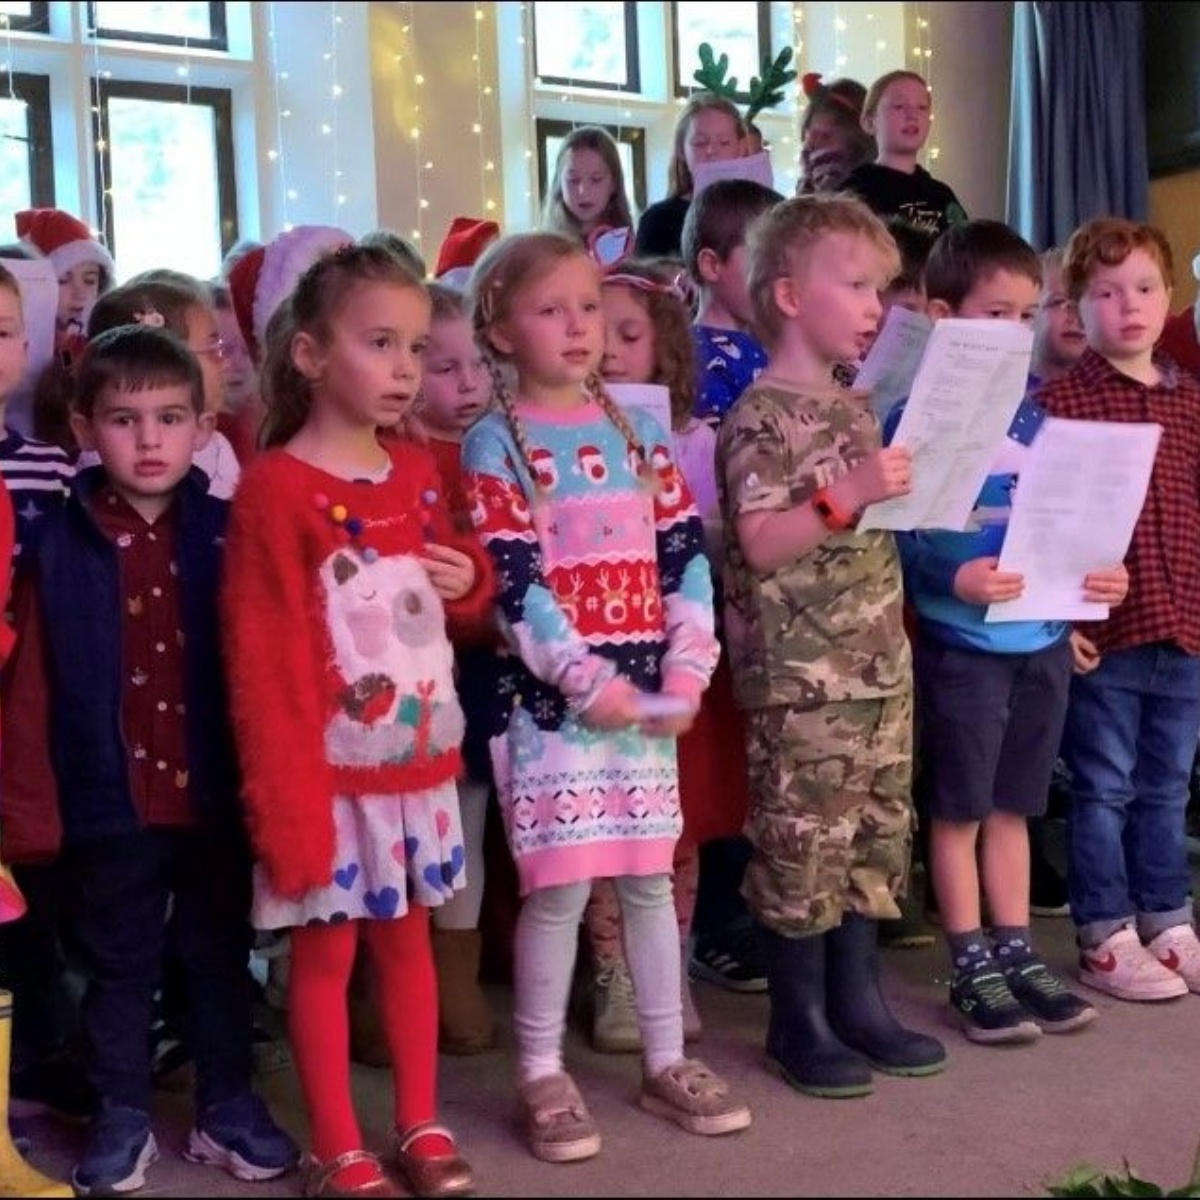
left=0, top=69, right=54, bottom=206
left=532, top=0, right=641, bottom=95
left=86, top=1, right=228, bottom=51
left=669, top=0, right=772, bottom=101
left=0, top=2, right=49, bottom=34
left=535, top=116, right=647, bottom=214
left=90, top=76, right=238, bottom=267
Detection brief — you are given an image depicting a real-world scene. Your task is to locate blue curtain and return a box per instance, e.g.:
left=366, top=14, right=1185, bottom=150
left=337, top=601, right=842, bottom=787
left=1006, top=2, right=1149, bottom=251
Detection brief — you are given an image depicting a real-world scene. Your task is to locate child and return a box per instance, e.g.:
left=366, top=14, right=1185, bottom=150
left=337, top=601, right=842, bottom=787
left=4, top=324, right=297, bottom=1194
left=635, top=92, right=746, bottom=259
left=682, top=178, right=782, bottom=428
left=716, top=193, right=946, bottom=1098
left=796, top=73, right=874, bottom=196
left=406, top=281, right=499, bottom=1057
left=845, top=70, right=968, bottom=235
left=541, top=126, right=636, bottom=245
left=1038, top=217, right=1200, bottom=1003
left=587, top=259, right=742, bottom=1052
left=84, top=273, right=241, bottom=498
left=886, top=220, right=1126, bottom=1044
left=221, top=243, right=490, bottom=1198
left=209, top=280, right=260, bottom=462
left=461, top=231, right=750, bottom=1163
left=1031, top=247, right=1087, bottom=387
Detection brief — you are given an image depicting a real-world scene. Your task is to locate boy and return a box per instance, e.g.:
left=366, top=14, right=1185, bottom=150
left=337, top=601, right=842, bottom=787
left=3, top=325, right=297, bottom=1194
left=1039, top=217, right=1200, bottom=1003
left=887, top=220, right=1127, bottom=1044
left=1031, top=247, right=1088, bottom=387
left=717, top=193, right=945, bottom=1099
left=678, top=177, right=781, bottom=999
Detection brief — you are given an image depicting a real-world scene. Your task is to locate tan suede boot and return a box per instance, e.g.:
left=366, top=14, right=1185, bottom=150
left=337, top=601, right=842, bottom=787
left=0, top=990, right=74, bottom=1198
left=347, top=949, right=391, bottom=1069
left=432, top=929, right=497, bottom=1055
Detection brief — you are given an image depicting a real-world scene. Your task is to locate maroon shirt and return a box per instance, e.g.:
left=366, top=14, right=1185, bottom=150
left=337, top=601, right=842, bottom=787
left=1038, top=348, right=1200, bottom=656
left=91, top=486, right=193, bottom=827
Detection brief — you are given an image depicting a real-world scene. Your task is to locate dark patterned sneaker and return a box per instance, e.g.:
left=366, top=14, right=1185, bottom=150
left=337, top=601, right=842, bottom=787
left=949, top=964, right=1042, bottom=1045
left=1002, top=958, right=1098, bottom=1033
left=689, top=926, right=768, bottom=993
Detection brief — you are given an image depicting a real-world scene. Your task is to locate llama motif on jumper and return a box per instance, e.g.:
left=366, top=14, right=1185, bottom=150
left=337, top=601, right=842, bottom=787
left=321, top=547, right=466, bottom=769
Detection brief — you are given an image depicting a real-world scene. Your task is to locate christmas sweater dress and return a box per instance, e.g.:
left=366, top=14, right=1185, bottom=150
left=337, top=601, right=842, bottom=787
left=461, top=400, right=719, bottom=895
left=221, top=441, right=494, bottom=929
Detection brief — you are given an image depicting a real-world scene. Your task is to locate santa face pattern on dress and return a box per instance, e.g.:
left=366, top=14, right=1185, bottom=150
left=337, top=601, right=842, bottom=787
left=321, top=549, right=466, bottom=768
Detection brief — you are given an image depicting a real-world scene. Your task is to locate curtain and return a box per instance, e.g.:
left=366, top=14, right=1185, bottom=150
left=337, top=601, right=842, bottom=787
left=1006, top=1, right=1148, bottom=251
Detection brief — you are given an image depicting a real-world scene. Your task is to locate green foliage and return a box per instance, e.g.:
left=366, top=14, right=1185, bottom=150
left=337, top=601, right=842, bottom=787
left=1046, top=1143, right=1200, bottom=1198
left=692, top=42, right=739, bottom=99
left=745, top=46, right=798, bottom=124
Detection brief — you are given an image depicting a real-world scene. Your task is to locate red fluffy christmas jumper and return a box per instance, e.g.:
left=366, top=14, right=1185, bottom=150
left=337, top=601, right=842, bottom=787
left=221, top=439, right=494, bottom=899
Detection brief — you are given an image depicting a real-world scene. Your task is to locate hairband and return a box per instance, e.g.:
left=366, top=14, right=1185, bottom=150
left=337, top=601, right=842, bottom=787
left=802, top=71, right=863, bottom=117
left=601, top=270, right=692, bottom=305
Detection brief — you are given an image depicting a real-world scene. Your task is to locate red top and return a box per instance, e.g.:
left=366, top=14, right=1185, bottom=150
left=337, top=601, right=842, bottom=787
left=221, top=438, right=495, bottom=897
left=1157, top=308, right=1200, bottom=378
left=1038, top=348, right=1200, bottom=655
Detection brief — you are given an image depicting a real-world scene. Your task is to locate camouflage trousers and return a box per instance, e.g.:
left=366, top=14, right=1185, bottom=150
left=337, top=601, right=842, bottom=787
left=742, top=693, right=914, bottom=938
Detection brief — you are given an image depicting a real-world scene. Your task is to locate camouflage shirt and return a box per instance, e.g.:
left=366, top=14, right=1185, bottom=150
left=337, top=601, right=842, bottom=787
left=715, top=380, right=911, bottom=709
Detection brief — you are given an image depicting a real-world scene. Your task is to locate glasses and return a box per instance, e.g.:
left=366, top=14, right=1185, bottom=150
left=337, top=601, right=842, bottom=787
left=192, top=337, right=230, bottom=361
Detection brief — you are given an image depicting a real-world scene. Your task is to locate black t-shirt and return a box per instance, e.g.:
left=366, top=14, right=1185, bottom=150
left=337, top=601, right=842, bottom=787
left=634, top=195, right=692, bottom=259
left=845, top=162, right=968, bottom=235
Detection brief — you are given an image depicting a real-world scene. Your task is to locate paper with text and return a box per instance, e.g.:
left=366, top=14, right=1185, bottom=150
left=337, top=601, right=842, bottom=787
left=858, top=318, right=1034, bottom=532
left=606, top=382, right=673, bottom=440
left=856, top=305, right=933, bottom=422
left=985, top=417, right=1160, bottom=623
left=691, top=150, right=775, bottom=197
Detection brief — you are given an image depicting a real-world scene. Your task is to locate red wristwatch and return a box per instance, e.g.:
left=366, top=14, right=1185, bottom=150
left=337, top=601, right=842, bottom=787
left=811, top=487, right=856, bottom=532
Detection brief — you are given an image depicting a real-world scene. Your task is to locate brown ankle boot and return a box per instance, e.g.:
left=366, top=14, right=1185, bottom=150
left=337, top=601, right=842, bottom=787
left=348, top=949, right=392, bottom=1069
left=432, top=929, right=497, bottom=1055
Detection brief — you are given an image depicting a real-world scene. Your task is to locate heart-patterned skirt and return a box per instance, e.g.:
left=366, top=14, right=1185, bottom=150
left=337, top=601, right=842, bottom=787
left=250, top=780, right=466, bottom=931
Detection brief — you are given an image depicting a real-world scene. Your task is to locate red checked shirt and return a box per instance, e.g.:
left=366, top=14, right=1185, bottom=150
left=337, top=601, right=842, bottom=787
left=1038, top=348, right=1200, bottom=655
left=91, top=486, right=194, bottom=827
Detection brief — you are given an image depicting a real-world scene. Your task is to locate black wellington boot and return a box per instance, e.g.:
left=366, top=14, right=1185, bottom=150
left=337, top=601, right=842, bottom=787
left=757, top=924, right=874, bottom=1099
left=825, top=913, right=947, bottom=1077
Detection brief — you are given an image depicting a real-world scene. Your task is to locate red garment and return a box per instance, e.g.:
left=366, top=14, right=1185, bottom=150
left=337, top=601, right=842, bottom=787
left=91, top=488, right=193, bottom=828
left=217, top=407, right=261, bottom=468
left=221, top=440, right=495, bottom=898
left=1038, top=348, right=1200, bottom=655
left=1158, top=309, right=1200, bottom=378
left=0, top=474, right=13, bottom=663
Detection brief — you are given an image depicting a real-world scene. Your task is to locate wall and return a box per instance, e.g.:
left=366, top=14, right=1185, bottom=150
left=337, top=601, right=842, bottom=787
left=1149, top=169, right=1200, bottom=312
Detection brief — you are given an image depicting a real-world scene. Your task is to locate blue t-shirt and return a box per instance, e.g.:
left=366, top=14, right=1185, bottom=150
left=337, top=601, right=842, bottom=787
left=883, top=392, right=1067, bottom=654
left=692, top=326, right=767, bottom=424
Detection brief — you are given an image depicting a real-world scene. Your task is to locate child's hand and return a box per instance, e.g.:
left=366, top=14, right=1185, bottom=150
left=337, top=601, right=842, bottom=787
left=638, top=673, right=700, bottom=739
left=845, top=446, right=912, bottom=509
left=1081, top=563, right=1128, bottom=607
left=420, top=543, right=476, bottom=601
left=953, top=557, right=1024, bottom=605
left=580, top=675, right=641, bottom=730
left=1070, top=628, right=1101, bottom=674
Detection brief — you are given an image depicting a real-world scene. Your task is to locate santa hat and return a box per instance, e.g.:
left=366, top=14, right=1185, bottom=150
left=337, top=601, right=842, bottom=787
left=227, top=224, right=353, bottom=364
left=434, top=217, right=500, bottom=291
left=15, top=208, right=115, bottom=285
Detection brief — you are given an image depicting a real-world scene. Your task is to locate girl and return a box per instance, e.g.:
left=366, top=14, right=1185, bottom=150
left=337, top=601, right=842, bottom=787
left=461, top=232, right=750, bottom=1165
left=405, top=282, right=499, bottom=1056
left=222, top=244, right=492, bottom=1199
left=587, top=259, right=751, bottom=1055
left=635, top=93, right=746, bottom=259
left=845, top=69, right=968, bottom=235
left=796, top=74, right=875, bottom=196
left=81, top=273, right=242, bottom=498
left=541, top=126, right=635, bottom=246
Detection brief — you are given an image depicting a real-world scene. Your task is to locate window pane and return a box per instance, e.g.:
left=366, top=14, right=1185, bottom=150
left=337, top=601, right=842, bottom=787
left=0, top=95, right=31, bottom=213
left=93, top=1, right=214, bottom=42
left=533, top=1, right=631, bottom=88
left=0, top=3, right=32, bottom=17
left=106, top=95, right=222, bottom=279
left=674, top=1, right=763, bottom=97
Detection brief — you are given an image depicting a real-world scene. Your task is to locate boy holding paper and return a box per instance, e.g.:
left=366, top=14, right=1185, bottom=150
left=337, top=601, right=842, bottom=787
left=1038, top=217, right=1200, bottom=1003
left=884, top=220, right=1129, bottom=1044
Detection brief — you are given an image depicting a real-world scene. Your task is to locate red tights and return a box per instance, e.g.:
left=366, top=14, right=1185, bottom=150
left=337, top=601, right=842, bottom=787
left=288, top=911, right=444, bottom=1177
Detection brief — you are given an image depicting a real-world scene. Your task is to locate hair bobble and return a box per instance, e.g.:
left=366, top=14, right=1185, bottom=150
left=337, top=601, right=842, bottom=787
left=133, top=306, right=165, bottom=328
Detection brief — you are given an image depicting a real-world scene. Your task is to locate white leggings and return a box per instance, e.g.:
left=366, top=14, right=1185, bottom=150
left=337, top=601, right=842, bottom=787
left=514, top=873, right=682, bottom=1083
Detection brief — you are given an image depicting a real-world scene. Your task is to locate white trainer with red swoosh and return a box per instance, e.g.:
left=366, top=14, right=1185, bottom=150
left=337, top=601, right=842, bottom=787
left=1079, top=927, right=1189, bottom=1001
left=1147, top=923, right=1200, bottom=994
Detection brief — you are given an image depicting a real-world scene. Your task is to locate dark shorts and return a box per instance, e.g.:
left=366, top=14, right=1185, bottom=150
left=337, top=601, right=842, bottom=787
left=913, top=632, right=1072, bottom=823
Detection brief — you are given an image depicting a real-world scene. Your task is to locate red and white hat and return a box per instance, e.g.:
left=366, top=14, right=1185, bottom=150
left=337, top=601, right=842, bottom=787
left=434, top=217, right=500, bottom=290
left=15, top=208, right=115, bottom=285
left=227, top=224, right=353, bottom=364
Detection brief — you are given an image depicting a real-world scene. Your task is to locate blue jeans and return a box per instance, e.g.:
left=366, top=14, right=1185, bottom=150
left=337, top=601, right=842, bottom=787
left=1062, top=643, right=1200, bottom=947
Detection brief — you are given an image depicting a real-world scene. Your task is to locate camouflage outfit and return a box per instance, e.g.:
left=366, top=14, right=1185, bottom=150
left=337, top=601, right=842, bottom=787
left=716, top=381, right=914, bottom=937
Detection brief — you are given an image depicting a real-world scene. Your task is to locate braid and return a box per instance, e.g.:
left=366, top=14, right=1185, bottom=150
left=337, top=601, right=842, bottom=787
left=488, top=355, right=550, bottom=507
left=587, top=372, right=660, bottom=495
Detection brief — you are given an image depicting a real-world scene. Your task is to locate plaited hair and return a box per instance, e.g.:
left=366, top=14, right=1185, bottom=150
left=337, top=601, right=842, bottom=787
left=260, top=242, right=427, bottom=448
left=469, top=231, right=657, bottom=501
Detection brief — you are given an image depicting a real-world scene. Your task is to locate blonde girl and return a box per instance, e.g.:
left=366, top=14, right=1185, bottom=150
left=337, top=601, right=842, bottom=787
left=222, top=244, right=493, bottom=1199
left=541, top=126, right=635, bottom=244
left=460, top=232, right=750, bottom=1165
